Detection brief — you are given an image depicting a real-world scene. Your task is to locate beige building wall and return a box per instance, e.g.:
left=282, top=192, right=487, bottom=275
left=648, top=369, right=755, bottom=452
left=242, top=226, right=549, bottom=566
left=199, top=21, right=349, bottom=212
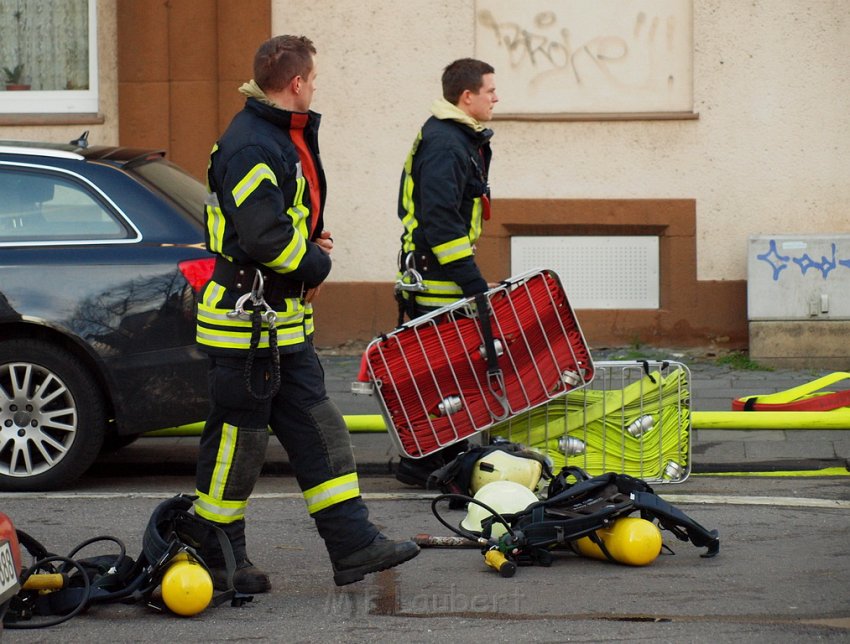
left=272, top=0, right=849, bottom=285
left=0, top=0, right=845, bottom=353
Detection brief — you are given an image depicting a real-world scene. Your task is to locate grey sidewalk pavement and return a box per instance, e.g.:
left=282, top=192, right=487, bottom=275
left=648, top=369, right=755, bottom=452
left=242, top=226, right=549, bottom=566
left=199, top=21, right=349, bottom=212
left=95, top=348, right=850, bottom=480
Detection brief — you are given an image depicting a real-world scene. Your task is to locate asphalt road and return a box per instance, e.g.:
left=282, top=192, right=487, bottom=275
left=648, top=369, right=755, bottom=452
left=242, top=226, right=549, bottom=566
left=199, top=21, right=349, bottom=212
left=2, top=472, right=849, bottom=642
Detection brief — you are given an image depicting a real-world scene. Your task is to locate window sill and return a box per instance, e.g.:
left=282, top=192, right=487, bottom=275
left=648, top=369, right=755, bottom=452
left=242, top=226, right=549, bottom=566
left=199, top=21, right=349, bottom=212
left=0, top=113, right=105, bottom=126
left=493, top=111, right=700, bottom=122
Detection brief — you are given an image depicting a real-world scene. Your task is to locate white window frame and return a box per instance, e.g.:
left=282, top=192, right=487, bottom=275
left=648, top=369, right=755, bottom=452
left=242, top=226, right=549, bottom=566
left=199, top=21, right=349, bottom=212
left=0, top=0, right=98, bottom=115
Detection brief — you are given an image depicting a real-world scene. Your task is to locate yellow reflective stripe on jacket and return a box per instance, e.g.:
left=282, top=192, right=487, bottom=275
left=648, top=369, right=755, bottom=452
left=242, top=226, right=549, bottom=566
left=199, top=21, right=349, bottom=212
left=415, top=295, right=459, bottom=308
left=303, top=303, right=315, bottom=336
left=265, top=230, right=307, bottom=274
left=198, top=283, right=303, bottom=326
left=193, top=489, right=248, bottom=524
left=205, top=201, right=227, bottom=255
left=399, top=132, right=422, bottom=254
left=303, top=472, right=361, bottom=515
left=264, top=176, right=308, bottom=273
left=197, top=302, right=302, bottom=328
left=196, top=281, right=309, bottom=350
left=469, top=196, right=483, bottom=245
left=399, top=278, right=464, bottom=309
left=232, top=163, right=278, bottom=207
left=197, top=325, right=306, bottom=350
left=204, top=281, right=227, bottom=308
left=197, top=328, right=272, bottom=350
left=289, top=174, right=310, bottom=234
left=206, top=143, right=218, bottom=188
left=204, top=143, right=230, bottom=256
left=432, top=236, right=474, bottom=264
left=400, top=206, right=418, bottom=254
left=421, top=279, right=464, bottom=296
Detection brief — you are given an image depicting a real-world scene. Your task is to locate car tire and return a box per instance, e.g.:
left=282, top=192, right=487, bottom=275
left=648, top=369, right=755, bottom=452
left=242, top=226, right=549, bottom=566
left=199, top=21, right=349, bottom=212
left=99, top=432, right=139, bottom=454
left=0, top=339, right=106, bottom=491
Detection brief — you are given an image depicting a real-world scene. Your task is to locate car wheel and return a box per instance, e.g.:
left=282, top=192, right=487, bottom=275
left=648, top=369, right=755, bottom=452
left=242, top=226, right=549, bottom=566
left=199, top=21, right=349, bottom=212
left=0, top=339, right=106, bottom=491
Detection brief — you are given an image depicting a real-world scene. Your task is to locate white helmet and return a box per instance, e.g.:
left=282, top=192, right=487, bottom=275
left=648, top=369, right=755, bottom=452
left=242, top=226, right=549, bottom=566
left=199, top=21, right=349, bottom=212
left=470, top=450, right=544, bottom=495
left=461, top=480, right=539, bottom=538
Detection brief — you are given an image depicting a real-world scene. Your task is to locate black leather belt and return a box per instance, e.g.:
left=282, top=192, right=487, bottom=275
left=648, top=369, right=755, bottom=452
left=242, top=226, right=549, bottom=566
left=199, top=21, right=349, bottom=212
left=401, top=251, right=436, bottom=273
left=212, top=258, right=304, bottom=300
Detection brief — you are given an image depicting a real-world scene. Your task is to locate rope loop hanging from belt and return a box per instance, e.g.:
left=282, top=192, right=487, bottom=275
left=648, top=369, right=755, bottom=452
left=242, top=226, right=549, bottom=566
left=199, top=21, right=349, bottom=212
left=229, top=269, right=282, bottom=401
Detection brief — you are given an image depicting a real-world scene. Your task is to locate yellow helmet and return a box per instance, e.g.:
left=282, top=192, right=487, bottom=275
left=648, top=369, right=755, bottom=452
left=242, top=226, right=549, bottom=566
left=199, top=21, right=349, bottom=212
left=161, top=559, right=214, bottom=616
left=469, top=450, right=544, bottom=495
left=461, top=480, right=539, bottom=538
left=573, top=517, right=662, bottom=566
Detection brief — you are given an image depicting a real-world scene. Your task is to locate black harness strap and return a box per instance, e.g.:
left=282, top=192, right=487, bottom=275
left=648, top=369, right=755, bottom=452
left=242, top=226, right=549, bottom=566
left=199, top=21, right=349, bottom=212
left=504, top=468, right=720, bottom=559
left=474, top=292, right=509, bottom=420
left=630, top=491, right=720, bottom=557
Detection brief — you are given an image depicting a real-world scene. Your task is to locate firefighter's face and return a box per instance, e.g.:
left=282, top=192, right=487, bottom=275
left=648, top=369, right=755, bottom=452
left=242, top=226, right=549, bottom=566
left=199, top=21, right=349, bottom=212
left=465, top=73, right=498, bottom=123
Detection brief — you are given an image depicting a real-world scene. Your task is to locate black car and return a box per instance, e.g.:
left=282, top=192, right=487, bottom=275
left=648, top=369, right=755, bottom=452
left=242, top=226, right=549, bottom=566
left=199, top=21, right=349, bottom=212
left=0, top=135, right=213, bottom=491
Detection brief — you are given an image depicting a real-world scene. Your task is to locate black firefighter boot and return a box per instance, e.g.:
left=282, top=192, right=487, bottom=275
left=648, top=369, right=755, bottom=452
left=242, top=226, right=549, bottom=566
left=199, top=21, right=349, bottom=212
left=199, top=519, right=271, bottom=594
left=331, top=533, right=420, bottom=586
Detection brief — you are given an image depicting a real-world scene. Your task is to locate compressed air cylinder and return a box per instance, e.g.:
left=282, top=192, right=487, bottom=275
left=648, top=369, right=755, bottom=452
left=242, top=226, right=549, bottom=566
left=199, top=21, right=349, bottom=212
left=573, top=517, right=662, bottom=566
left=161, top=559, right=214, bottom=616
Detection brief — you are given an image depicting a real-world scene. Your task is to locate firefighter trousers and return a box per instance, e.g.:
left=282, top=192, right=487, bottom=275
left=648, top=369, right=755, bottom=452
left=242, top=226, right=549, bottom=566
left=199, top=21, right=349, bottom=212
left=194, top=342, right=378, bottom=560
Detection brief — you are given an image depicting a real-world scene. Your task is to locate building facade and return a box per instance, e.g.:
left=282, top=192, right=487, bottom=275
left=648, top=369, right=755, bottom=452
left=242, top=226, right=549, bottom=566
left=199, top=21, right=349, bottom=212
left=1, top=0, right=847, bottom=363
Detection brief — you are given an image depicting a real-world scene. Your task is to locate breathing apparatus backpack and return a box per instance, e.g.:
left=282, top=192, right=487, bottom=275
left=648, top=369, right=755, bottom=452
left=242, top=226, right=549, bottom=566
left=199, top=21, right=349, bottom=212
left=427, top=440, right=554, bottom=507
left=4, top=494, right=247, bottom=630
left=431, top=465, right=719, bottom=570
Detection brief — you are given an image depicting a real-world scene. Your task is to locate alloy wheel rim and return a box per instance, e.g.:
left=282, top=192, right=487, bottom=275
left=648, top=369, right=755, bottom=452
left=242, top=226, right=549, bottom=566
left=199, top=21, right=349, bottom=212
left=0, top=362, right=77, bottom=477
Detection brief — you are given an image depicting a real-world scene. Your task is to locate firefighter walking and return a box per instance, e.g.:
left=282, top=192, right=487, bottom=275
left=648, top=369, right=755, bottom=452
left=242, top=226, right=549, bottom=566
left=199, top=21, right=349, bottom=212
left=393, top=58, right=500, bottom=486
left=194, top=35, right=418, bottom=593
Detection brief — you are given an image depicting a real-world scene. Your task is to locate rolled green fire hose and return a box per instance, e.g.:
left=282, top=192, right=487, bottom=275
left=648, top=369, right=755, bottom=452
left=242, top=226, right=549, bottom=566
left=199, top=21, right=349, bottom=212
left=144, top=372, right=850, bottom=481
left=146, top=414, right=388, bottom=437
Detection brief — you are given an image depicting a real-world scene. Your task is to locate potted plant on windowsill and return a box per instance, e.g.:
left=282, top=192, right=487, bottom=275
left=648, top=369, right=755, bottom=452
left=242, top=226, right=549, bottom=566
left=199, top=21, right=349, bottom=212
left=4, top=64, right=30, bottom=91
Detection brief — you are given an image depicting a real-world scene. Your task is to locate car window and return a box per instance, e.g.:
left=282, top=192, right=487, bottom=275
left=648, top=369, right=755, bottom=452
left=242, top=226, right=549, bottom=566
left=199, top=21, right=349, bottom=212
left=0, top=168, right=128, bottom=243
left=131, top=159, right=207, bottom=225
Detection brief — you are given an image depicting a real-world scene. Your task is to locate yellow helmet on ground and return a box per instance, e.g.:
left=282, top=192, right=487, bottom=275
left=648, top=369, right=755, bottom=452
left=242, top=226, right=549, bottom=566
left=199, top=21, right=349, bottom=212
left=574, top=517, right=662, bottom=566
left=161, top=559, right=214, bottom=616
left=470, top=449, right=544, bottom=495
left=461, top=480, right=539, bottom=538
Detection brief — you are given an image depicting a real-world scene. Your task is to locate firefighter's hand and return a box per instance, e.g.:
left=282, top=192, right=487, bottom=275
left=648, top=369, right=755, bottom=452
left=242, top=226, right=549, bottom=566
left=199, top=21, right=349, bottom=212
left=305, top=284, right=323, bottom=303
left=316, top=230, right=334, bottom=254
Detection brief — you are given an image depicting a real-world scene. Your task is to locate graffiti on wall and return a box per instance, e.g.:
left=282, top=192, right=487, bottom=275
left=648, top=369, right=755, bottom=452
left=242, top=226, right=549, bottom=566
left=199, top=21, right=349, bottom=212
left=756, top=239, right=850, bottom=282
left=474, top=0, right=693, bottom=115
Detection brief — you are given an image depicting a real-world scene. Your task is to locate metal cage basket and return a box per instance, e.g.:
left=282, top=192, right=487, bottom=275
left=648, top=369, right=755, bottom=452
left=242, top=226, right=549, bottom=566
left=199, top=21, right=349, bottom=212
left=360, top=269, right=595, bottom=459
left=488, top=360, right=692, bottom=483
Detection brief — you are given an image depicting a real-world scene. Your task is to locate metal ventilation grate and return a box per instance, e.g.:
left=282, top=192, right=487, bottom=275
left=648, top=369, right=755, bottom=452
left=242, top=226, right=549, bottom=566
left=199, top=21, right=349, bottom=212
left=510, top=236, right=659, bottom=309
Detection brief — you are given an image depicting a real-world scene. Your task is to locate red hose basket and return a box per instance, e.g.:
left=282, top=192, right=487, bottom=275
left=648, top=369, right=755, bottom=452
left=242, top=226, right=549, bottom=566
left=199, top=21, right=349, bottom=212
left=361, top=269, right=595, bottom=458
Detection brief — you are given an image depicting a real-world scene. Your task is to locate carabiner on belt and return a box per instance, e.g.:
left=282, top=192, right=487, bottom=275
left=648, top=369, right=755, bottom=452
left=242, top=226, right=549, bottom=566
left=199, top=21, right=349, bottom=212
left=227, top=268, right=281, bottom=401
left=395, top=252, right=427, bottom=293
left=227, top=269, right=277, bottom=325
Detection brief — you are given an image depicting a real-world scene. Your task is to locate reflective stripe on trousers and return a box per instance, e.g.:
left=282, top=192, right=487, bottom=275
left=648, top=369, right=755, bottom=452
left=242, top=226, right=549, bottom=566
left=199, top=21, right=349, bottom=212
left=194, top=345, right=378, bottom=558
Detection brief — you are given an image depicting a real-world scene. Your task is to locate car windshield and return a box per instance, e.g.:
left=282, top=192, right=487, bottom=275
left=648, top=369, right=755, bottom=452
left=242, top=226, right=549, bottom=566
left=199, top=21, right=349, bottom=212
left=131, top=159, right=207, bottom=224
